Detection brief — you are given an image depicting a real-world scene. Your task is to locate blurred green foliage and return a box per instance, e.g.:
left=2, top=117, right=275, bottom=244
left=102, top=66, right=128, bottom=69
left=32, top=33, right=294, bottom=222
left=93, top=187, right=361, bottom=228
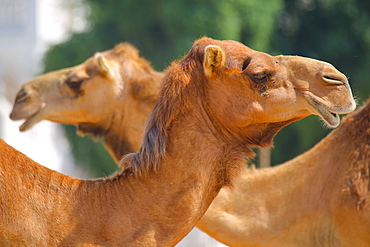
left=43, top=0, right=369, bottom=176
left=269, top=0, right=370, bottom=163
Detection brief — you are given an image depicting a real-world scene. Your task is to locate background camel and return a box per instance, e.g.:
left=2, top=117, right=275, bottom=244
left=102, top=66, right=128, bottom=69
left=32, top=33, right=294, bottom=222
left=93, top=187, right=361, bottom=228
left=10, top=42, right=163, bottom=163
left=2, top=37, right=355, bottom=246
left=197, top=98, right=370, bottom=247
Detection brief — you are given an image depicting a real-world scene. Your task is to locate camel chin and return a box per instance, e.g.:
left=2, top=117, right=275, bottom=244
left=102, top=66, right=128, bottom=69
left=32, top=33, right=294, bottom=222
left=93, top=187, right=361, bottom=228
left=19, top=105, right=45, bottom=132
left=320, top=112, right=340, bottom=128
left=304, top=94, right=341, bottom=128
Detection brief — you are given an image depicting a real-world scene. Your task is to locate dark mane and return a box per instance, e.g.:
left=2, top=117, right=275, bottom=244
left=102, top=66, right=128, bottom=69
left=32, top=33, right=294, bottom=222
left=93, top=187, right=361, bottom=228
left=77, top=122, right=108, bottom=138
left=120, top=41, right=206, bottom=177
left=77, top=121, right=135, bottom=162
left=342, top=99, right=370, bottom=210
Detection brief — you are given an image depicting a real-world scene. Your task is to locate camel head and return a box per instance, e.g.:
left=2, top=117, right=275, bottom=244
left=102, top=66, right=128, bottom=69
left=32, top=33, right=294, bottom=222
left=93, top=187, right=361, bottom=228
left=146, top=37, right=355, bottom=152
left=10, top=43, right=161, bottom=134
left=196, top=37, right=355, bottom=131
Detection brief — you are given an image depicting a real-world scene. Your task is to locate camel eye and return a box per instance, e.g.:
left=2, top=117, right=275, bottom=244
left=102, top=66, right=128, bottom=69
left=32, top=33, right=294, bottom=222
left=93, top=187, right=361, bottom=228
left=67, top=79, right=83, bottom=89
left=251, top=73, right=268, bottom=84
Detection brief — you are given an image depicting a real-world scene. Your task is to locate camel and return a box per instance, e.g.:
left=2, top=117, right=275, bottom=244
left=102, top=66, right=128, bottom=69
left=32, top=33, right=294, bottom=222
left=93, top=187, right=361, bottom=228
left=197, top=99, right=370, bottom=247
left=10, top=42, right=164, bottom=162
left=5, top=37, right=355, bottom=246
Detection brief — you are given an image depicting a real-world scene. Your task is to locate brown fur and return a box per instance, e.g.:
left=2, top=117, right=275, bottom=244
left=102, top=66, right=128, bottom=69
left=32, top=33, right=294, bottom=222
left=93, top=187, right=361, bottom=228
left=343, top=100, right=370, bottom=210
left=197, top=99, right=370, bottom=247
left=8, top=37, right=356, bottom=245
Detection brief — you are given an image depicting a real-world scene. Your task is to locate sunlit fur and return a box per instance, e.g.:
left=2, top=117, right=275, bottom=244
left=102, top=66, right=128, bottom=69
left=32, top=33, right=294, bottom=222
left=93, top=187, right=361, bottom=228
left=198, top=99, right=370, bottom=247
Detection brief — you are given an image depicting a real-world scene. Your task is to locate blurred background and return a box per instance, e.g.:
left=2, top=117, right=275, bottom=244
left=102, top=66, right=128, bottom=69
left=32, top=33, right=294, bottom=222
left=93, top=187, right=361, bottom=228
left=0, top=0, right=369, bottom=246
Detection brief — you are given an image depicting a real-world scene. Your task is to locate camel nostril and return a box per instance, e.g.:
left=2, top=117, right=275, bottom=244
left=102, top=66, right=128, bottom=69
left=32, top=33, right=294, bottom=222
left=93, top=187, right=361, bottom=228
left=14, top=89, right=29, bottom=103
left=322, top=74, right=346, bottom=85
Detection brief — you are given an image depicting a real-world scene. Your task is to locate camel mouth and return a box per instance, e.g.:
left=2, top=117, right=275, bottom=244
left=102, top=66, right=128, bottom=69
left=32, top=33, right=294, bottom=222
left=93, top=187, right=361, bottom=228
left=17, top=104, right=46, bottom=132
left=304, top=94, right=340, bottom=128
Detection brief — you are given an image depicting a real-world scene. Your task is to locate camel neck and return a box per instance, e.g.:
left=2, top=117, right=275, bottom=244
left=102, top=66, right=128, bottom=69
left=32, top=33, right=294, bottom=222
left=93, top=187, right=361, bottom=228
left=103, top=69, right=162, bottom=162
left=103, top=108, right=148, bottom=162
left=76, top=113, right=139, bottom=162
left=97, top=109, right=249, bottom=245
left=197, top=140, right=342, bottom=246
left=77, top=76, right=161, bottom=163
left=198, top=106, right=369, bottom=246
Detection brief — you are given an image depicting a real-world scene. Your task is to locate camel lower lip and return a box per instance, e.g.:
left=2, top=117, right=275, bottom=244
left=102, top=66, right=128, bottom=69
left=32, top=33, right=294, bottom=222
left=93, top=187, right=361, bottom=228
left=20, top=115, right=38, bottom=131
left=304, top=94, right=340, bottom=128
left=18, top=106, right=45, bottom=132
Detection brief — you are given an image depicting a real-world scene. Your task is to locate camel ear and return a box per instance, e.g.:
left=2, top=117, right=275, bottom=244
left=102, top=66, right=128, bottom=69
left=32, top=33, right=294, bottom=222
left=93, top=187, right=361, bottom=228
left=94, top=53, right=114, bottom=79
left=203, top=45, right=226, bottom=77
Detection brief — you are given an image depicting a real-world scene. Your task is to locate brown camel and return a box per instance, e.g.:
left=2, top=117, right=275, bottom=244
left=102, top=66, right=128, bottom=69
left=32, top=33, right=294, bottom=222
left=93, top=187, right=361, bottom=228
left=10, top=42, right=163, bottom=162
left=5, top=37, right=355, bottom=246
left=197, top=98, right=370, bottom=247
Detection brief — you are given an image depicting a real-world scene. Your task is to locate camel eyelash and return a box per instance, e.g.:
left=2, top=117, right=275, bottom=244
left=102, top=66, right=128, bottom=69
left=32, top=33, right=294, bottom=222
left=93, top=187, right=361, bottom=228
left=66, top=79, right=84, bottom=89
left=250, top=73, right=269, bottom=84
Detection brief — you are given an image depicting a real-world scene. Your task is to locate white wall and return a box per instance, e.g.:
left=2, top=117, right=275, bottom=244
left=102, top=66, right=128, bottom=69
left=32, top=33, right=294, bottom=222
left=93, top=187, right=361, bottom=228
left=0, top=0, right=84, bottom=176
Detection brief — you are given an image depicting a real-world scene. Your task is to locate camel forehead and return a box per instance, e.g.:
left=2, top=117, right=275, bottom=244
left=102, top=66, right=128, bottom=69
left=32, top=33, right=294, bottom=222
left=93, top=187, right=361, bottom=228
left=73, top=44, right=138, bottom=75
left=195, top=37, right=273, bottom=67
left=197, top=38, right=255, bottom=56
